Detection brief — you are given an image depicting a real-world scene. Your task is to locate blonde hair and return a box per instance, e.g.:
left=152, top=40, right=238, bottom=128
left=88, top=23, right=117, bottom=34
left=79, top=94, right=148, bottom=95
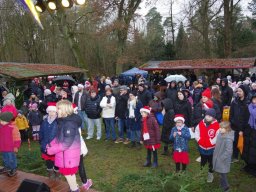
left=220, top=121, right=232, bottom=132
left=56, top=100, right=74, bottom=118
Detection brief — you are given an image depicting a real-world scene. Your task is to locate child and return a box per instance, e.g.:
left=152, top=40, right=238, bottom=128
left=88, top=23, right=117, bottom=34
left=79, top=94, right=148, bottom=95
left=170, top=114, right=191, bottom=172
left=213, top=121, right=234, bottom=192
left=39, top=103, right=59, bottom=179
left=140, top=106, right=161, bottom=168
left=27, top=103, right=43, bottom=141
left=47, top=100, right=81, bottom=192
left=127, top=91, right=143, bottom=148
left=0, top=112, right=21, bottom=177
left=15, top=110, right=29, bottom=142
left=195, top=108, right=220, bottom=183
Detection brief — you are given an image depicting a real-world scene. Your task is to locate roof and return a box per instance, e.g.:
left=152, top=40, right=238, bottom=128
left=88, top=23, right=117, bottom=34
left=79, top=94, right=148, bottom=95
left=140, top=58, right=256, bottom=71
left=0, top=63, right=86, bottom=80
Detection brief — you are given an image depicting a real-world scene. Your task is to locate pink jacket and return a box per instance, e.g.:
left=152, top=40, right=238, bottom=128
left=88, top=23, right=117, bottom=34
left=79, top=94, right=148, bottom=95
left=47, top=114, right=82, bottom=168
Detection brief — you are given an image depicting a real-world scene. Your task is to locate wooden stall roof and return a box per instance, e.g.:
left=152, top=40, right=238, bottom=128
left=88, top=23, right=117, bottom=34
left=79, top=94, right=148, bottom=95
left=0, top=62, right=86, bottom=80
left=140, top=57, right=256, bottom=71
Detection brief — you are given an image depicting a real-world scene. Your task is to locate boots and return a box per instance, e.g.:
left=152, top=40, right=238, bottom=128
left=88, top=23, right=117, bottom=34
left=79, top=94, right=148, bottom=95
left=207, top=172, right=214, bottom=183
left=161, top=146, right=168, bottom=156
left=143, top=149, right=151, bottom=167
left=152, top=150, right=158, bottom=168
left=54, top=169, right=61, bottom=180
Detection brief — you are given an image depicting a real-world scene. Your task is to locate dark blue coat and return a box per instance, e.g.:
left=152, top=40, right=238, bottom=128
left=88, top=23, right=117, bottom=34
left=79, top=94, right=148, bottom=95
left=39, top=117, right=58, bottom=153
left=85, top=95, right=102, bottom=119
left=27, top=110, right=43, bottom=126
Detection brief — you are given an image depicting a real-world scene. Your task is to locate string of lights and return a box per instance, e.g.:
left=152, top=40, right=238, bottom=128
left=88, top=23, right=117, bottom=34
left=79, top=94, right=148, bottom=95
left=35, top=0, right=86, bottom=13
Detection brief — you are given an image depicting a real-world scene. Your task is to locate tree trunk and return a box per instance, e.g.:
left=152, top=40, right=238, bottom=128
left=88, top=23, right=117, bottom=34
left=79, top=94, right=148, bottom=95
left=224, top=0, right=232, bottom=58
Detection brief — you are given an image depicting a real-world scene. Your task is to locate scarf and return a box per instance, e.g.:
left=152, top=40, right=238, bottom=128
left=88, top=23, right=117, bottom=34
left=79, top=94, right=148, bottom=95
left=106, top=95, right=112, bottom=104
left=128, top=99, right=136, bottom=118
left=142, top=117, right=149, bottom=135
left=248, top=103, right=256, bottom=129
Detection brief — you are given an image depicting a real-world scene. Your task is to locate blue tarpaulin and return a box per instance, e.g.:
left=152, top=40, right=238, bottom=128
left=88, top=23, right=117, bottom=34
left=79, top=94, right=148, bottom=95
left=121, top=67, right=148, bottom=77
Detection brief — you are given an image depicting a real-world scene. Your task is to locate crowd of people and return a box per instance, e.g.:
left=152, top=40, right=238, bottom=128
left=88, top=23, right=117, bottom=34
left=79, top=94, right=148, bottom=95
left=0, top=73, right=256, bottom=192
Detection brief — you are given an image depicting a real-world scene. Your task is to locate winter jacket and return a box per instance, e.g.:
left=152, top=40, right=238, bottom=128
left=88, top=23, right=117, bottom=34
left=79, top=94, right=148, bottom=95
left=193, top=100, right=221, bottom=126
left=195, top=119, right=220, bottom=151
left=213, top=131, right=234, bottom=173
left=128, top=99, right=143, bottom=130
left=115, top=93, right=129, bottom=119
left=47, top=114, right=82, bottom=168
left=220, top=78, right=233, bottom=106
left=0, top=122, right=21, bottom=152
left=166, top=87, right=177, bottom=103
left=212, top=98, right=223, bottom=118
left=161, top=98, right=175, bottom=143
left=39, top=117, right=58, bottom=154
left=229, top=97, right=250, bottom=132
left=85, top=95, right=102, bottom=119
left=1, top=104, right=18, bottom=118
left=169, top=126, right=191, bottom=152
left=192, top=85, right=203, bottom=106
left=142, top=113, right=161, bottom=146
left=100, top=95, right=116, bottom=118
left=74, top=91, right=88, bottom=111
left=15, top=115, right=29, bottom=130
left=148, top=100, right=162, bottom=114
left=174, top=99, right=193, bottom=127
left=138, top=89, right=152, bottom=106
left=112, top=86, right=120, bottom=97
left=27, top=110, right=43, bottom=126
left=242, top=127, right=256, bottom=165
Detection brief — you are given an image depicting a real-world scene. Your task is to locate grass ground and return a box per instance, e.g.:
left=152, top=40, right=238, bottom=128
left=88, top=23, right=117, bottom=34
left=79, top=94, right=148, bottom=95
left=13, top=131, right=256, bottom=192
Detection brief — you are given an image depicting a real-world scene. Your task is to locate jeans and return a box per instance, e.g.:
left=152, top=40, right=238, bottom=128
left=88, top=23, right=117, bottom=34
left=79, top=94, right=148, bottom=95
left=104, top=118, right=116, bottom=140
left=220, top=173, right=229, bottom=190
left=2, top=152, right=17, bottom=170
left=200, top=154, right=213, bottom=173
left=128, top=118, right=141, bottom=142
left=78, top=110, right=88, bottom=130
left=87, top=118, right=102, bottom=138
left=117, top=118, right=128, bottom=139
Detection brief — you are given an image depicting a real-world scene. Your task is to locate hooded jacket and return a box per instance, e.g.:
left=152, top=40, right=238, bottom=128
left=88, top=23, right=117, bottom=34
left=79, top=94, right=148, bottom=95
left=47, top=114, right=82, bottom=168
left=213, top=131, right=234, bottom=173
left=85, top=95, right=102, bottom=119
left=220, top=78, right=233, bottom=106
left=174, top=96, right=193, bottom=127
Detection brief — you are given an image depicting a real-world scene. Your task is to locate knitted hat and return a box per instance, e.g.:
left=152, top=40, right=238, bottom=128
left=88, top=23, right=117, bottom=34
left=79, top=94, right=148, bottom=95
left=140, top=106, right=151, bottom=114
left=0, top=112, right=14, bottom=123
left=174, top=114, right=185, bottom=123
left=44, top=89, right=51, bottom=96
left=205, top=108, right=216, bottom=118
left=78, top=84, right=84, bottom=89
left=202, top=88, right=211, bottom=99
left=84, top=81, right=91, bottom=88
left=204, top=100, right=214, bottom=109
left=120, top=85, right=128, bottom=90
left=238, top=84, right=248, bottom=97
left=31, top=103, right=38, bottom=109
left=46, top=102, right=57, bottom=113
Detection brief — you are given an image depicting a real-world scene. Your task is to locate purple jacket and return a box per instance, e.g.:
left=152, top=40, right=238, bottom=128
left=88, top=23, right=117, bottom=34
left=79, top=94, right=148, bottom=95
left=47, top=114, right=82, bottom=168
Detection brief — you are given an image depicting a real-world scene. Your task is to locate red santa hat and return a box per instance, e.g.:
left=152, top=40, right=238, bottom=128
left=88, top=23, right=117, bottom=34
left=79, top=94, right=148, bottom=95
left=202, top=88, right=211, bottom=99
left=140, top=106, right=151, bottom=114
left=46, top=102, right=57, bottom=113
left=50, top=85, right=56, bottom=92
left=72, top=103, right=78, bottom=114
left=174, top=114, right=185, bottom=123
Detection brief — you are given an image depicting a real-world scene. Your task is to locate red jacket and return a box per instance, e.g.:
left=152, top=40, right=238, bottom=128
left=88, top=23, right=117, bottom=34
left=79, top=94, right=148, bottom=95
left=0, top=122, right=21, bottom=152
left=197, top=120, right=219, bottom=150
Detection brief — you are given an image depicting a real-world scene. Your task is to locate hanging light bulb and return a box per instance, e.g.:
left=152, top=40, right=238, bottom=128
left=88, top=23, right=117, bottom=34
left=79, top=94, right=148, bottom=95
left=47, top=0, right=57, bottom=10
left=61, top=0, right=73, bottom=8
left=74, top=0, right=86, bottom=5
left=35, top=0, right=46, bottom=13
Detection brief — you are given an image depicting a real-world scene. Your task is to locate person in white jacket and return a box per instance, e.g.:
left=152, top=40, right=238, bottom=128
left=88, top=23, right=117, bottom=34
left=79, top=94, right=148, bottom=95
left=100, top=88, right=116, bottom=141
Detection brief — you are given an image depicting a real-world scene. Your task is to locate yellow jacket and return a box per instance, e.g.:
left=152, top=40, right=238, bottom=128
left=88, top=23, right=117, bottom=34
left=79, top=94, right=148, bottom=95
left=15, top=115, right=29, bottom=130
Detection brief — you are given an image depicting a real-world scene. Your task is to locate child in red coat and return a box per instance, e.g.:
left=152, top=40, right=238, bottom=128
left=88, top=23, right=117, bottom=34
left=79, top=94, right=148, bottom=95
left=0, top=112, right=21, bottom=177
left=140, top=106, right=161, bottom=168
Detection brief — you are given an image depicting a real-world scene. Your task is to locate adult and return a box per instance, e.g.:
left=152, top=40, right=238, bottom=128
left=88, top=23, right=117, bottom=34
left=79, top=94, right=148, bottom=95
left=215, top=78, right=221, bottom=87
left=100, top=88, right=116, bottom=141
left=242, top=94, right=256, bottom=176
left=98, top=76, right=106, bottom=98
left=229, top=85, right=250, bottom=163
left=85, top=89, right=102, bottom=140
left=192, top=81, right=203, bottom=107
left=220, top=78, right=233, bottom=107
left=183, top=80, right=193, bottom=94
left=148, top=92, right=163, bottom=114
left=137, top=84, right=152, bottom=106
left=74, top=84, right=88, bottom=129
left=115, top=85, right=129, bottom=143
left=198, top=76, right=208, bottom=90
left=111, top=79, right=120, bottom=97
left=211, top=87, right=223, bottom=118
left=174, top=91, right=193, bottom=128
left=166, top=81, right=177, bottom=103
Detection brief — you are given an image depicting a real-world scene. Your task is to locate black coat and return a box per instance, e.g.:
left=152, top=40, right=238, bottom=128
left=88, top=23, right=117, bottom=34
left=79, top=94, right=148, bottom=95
left=193, top=87, right=203, bottom=106
left=85, top=95, right=102, bottom=119
left=174, top=99, right=192, bottom=127
left=74, top=91, right=88, bottom=111
left=115, top=93, right=129, bottom=119
left=242, top=127, right=256, bottom=165
left=221, top=79, right=233, bottom=106
left=138, top=89, right=152, bottom=106
left=166, top=88, right=177, bottom=103
left=229, top=97, right=250, bottom=132
left=212, top=98, right=223, bottom=118
left=161, top=98, right=175, bottom=144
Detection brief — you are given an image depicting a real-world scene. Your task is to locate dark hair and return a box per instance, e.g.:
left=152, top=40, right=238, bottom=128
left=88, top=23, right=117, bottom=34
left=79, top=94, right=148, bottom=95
left=211, top=87, right=221, bottom=103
